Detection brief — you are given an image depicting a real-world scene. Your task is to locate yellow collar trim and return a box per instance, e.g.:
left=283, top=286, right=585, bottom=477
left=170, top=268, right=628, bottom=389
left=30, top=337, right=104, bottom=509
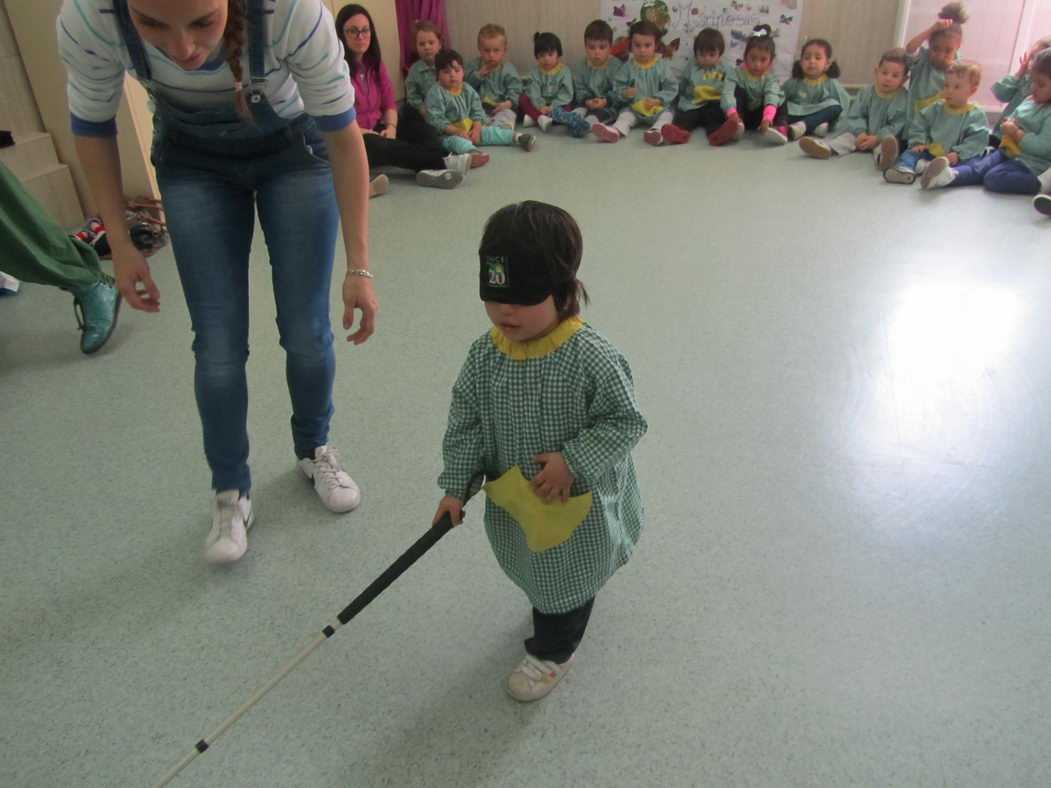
left=633, top=57, right=659, bottom=69
left=875, top=86, right=902, bottom=100
left=447, top=86, right=463, bottom=96
left=588, top=59, right=610, bottom=69
left=541, top=63, right=564, bottom=75
left=803, top=75, right=828, bottom=86
left=944, top=101, right=977, bottom=114
left=490, top=317, right=584, bottom=360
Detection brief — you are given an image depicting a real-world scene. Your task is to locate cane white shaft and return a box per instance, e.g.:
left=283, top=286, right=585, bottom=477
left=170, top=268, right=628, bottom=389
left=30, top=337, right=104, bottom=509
left=150, top=628, right=337, bottom=788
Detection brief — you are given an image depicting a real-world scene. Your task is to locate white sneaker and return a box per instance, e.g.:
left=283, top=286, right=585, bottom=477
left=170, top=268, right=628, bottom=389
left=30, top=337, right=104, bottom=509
left=522, top=115, right=536, bottom=128
left=298, top=445, right=361, bottom=513
left=367, top=174, right=389, bottom=198
left=505, top=653, right=575, bottom=702
left=416, top=169, right=464, bottom=189
left=883, top=166, right=915, bottom=185
left=799, top=136, right=831, bottom=159
left=921, top=156, right=956, bottom=189
left=788, top=121, right=806, bottom=140
left=878, top=136, right=899, bottom=171
left=1034, top=193, right=1051, bottom=217
left=814, top=122, right=829, bottom=138
left=537, top=114, right=554, bottom=132
left=204, top=490, right=254, bottom=564
left=442, top=152, right=472, bottom=177
left=914, top=158, right=930, bottom=175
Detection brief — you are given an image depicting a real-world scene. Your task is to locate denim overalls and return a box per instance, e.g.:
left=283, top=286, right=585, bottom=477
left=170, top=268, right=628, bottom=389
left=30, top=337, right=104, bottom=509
left=114, top=0, right=343, bottom=493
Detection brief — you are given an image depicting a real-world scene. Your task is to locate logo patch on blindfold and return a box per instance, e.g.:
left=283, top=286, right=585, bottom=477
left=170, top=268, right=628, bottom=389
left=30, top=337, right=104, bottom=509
left=486, top=256, right=509, bottom=288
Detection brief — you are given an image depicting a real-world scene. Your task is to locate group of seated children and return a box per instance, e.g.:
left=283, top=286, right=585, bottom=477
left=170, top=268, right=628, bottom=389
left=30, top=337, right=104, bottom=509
left=400, top=3, right=1051, bottom=215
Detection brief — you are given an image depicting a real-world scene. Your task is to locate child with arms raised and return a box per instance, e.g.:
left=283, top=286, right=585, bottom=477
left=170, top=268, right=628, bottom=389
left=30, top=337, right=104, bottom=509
left=434, top=201, right=647, bottom=702
left=884, top=59, right=988, bottom=186
left=904, top=3, right=968, bottom=118
left=426, top=49, right=535, bottom=162
left=781, top=38, right=851, bottom=140
left=592, top=20, right=678, bottom=144
left=800, top=47, right=910, bottom=168
left=710, top=24, right=787, bottom=145
left=465, top=24, right=523, bottom=130
left=521, top=32, right=575, bottom=133
left=660, top=27, right=729, bottom=145
left=557, top=19, right=622, bottom=137
left=991, top=36, right=1051, bottom=145
left=922, top=48, right=1051, bottom=192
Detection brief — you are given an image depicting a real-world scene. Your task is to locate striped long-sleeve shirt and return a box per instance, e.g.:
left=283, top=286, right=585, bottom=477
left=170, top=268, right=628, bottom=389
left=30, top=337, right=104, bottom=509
left=58, top=0, right=356, bottom=136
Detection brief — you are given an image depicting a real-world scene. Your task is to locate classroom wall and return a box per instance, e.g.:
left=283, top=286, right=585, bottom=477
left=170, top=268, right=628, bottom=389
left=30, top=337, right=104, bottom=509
left=0, top=2, right=44, bottom=135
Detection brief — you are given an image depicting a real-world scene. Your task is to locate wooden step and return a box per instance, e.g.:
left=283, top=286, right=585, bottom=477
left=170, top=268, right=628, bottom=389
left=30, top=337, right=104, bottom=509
left=21, top=163, right=84, bottom=230
left=0, top=131, right=58, bottom=180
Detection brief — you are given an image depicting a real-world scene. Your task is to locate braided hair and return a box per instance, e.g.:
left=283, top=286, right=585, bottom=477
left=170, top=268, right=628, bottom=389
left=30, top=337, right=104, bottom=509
left=223, top=0, right=251, bottom=119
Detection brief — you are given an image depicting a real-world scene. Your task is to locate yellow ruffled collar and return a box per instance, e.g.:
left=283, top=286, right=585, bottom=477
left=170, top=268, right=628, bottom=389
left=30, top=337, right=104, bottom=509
left=490, top=316, right=584, bottom=360
left=541, top=63, right=565, bottom=75
left=633, top=57, right=659, bottom=69
left=875, top=86, right=902, bottom=99
left=944, top=101, right=977, bottom=114
left=446, top=86, right=463, bottom=96
left=803, top=75, right=828, bottom=86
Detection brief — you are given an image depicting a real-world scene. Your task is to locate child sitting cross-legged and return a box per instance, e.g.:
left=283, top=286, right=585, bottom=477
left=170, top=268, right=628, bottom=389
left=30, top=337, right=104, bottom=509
left=425, top=49, right=536, bottom=164
left=521, top=32, right=576, bottom=133
left=883, top=59, right=988, bottom=185
left=659, top=27, right=729, bottom=145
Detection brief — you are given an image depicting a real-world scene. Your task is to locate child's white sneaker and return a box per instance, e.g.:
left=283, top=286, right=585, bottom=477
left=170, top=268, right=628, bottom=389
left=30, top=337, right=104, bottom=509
left=204, top=490, right=254, bottom=564
left=921, top=156, right=956, bottom=189
left=514, top=132, right=536, bottom=152
left=505, top=653, right=575, bottom=702
left=763, top=125, right=788, bottom=145
left=878, top=136, right=899, bottom=171
left=814, top=122, right=829, bottom=138
left=416, top=169, right=464, bottom=189
left=298, top=445, right=361, bottom=513
left=522, top=115, right=536, bottom=128
left=537, top=114, right=553, bottom=132
left=799, top=136, right=831, bottom=159
left=883, top=166, right=915, bottom=185
left=914, top=158, right=930, bottom=175
left=442, top=152, right=472, bottom=177
left=788, top=121, right=806, bottom=140
left=1034, top=193, right=1051, bottom=217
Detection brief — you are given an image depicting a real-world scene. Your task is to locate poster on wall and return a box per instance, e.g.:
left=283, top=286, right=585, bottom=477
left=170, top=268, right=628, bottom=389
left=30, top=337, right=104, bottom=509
left=599, top=0, right=805, bottom=82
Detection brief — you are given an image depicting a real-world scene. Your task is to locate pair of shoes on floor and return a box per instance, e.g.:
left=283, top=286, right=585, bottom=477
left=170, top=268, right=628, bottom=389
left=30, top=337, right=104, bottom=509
left=551, top=106, right=590, bottom=137
left=920, top=156, right=956, bottom=189
left=71, top=281, right=122, bottom=354
left=204, top=445, right=360, bottom=563
left=368, top=174, right=389, bottom=198
left=591, top=123, right=620, bottom=143
left=707, top=116, right=741, bottom=146
left=505, top=653, right=576, bottom=702
left=799, top=136, right=832, bottom=160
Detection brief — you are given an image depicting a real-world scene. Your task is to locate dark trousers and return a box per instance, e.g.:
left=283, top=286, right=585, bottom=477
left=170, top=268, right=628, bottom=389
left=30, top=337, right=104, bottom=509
left=363, top=108, right=445, bottom=172
left=786, top=105, right=842, bottom=132
left=524, top=598, right=595, bottom=664
left=950, top=148, right=1041, bottom=194
left=578, top=103, right=618, bottom=124
left=671, top=103, right=726, bottom=136
left=734, top=86, right=786, bottom=129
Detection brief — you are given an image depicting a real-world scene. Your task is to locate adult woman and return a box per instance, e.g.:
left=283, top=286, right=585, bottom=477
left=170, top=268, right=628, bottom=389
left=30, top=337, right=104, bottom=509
left=336, top=4, right=470, bottom=190
left=59, top=0, right=376, bottom=563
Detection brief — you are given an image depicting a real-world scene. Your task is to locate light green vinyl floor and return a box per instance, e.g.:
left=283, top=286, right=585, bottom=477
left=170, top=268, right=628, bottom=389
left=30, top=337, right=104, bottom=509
left=2, top=130, right=1050, bottom=787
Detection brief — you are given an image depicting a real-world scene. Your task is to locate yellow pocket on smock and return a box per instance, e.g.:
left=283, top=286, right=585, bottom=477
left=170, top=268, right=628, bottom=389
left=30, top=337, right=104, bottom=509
left=484, top=466, right=593, bottom=552
left=631, top=99, right=663, bottom=117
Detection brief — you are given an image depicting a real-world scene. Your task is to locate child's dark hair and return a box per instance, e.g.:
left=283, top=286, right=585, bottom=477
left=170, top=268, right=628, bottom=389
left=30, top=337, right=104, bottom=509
left=744, top=24, right=775, bottom=59
left=533, top=32, right=562, bottom=58
left=412, top=19, right=443, bottom=45
left=693, top=27, right=725, bottom=57
left=930, top=2, right=967, bottom=46
left=434, top=49, right=463, bottom=72
left=1032, top=47, right=1051, bottom=82
left=584, top=19, right=614, bottom=44
left=479, top=201, right=589, bottom=320
left=629, top=20, right=662, bottom=43
left=879, top=46, right=909, bottom=75
left=791, top=38, right=841, bottom=79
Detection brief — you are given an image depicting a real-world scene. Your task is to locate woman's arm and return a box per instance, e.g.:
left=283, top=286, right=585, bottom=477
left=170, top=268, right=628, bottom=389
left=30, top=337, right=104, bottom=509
left=322, top=121, right=376, bottom=344
left=73, top=134, right=160, bottom=312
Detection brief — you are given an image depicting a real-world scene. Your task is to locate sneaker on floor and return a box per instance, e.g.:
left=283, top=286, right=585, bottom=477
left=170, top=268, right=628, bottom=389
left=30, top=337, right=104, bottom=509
left=591, top=123, right=620, bottom=143
left=298, top=445, right=361, bottom=513
left=505, top=653, right=575, bottom=702
left=71, top=281, right=121, bottom=354
left=799, top=136, right=831, bottom=160
left=883, top=166, right=915, bottom=185
left=788, top=121, right=806, bottom=140
left=763, top=125, right=788, bottom=145
left=204, top=490, right=254, bottom=564
left=551, top=106, right=590, bottom=137
left=416, top=169, right=464, bottom=189
left=537, top=114, right=554, bottom=132
left=661, top=124, right=691, bottom=144
left=522, top=115, right=536, bottom=128
left=442, top=152, right=472, bottom=177
left=878, top=136, right=899, bottom=171
left=914, top=158, right=930, bottom=175
left=515, top=132, right=536, bottom=152
left=368, top=174, right=389, bottom=198
left=1034, top=193, right=1051, bottom=217
left=921, top=156, right=956, bottom=189
left=643, top=128, right=663, bottom=146
left=707, top=117, right=740, bottom=146
left=469, top=152, right=490, bottom=167
left=814, top=122, right=829, bottom=138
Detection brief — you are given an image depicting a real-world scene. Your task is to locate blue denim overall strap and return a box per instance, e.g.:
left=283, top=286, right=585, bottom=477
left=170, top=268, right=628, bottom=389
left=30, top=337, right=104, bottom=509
left=111, top=0, right=304, bottom=147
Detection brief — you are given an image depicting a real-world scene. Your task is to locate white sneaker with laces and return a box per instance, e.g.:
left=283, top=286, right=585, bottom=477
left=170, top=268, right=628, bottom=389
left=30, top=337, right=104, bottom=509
left=921, top=156, right=956, bottom=189
left=204, top=490, right=254, bottom=564
left=537, top=114, right=553, bottom=132
left=522, top=115, right=536, bottom=128
left=505, top=653, right=575, bottom=702
left=298, top=445, right=361, bottom=512
left=814, top=122, right=829, bottom=137
left=788, top=121, right=806, bottom=140
left=442, top=152, right=472, bottom=178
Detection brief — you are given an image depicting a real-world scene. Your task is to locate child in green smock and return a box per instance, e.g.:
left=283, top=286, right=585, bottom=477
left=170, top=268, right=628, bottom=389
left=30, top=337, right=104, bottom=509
left=435, top=201, right=647, bottom=703
left=520, top=32, right=575, bottom=133
left=903, top=3, right=968, bottom=120
left=710, top=24, right=788, bottom=145
left=782, top=38, right=851, bottom=140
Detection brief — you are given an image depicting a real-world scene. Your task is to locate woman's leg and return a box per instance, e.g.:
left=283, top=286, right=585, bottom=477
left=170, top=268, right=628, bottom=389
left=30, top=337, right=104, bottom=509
left=363, top=131, right=445, bottom=172
left=254, top=139, right=340, bottom=462
left=158, top=165, right=255, bottom=493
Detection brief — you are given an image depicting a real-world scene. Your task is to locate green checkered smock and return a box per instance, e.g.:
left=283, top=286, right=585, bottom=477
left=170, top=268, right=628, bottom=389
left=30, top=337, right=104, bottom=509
left=438, top=317, right=647, bottom=614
